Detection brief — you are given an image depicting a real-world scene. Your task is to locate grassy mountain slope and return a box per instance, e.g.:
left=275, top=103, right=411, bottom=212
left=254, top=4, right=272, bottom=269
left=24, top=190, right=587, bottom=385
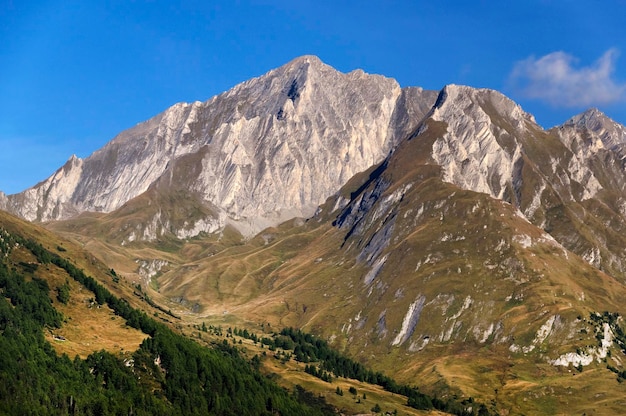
left=48, top=149, right=626, bottom=415
left=0, top=211, right=331, bottom=415
left=2, top=210, right=469, bottom=415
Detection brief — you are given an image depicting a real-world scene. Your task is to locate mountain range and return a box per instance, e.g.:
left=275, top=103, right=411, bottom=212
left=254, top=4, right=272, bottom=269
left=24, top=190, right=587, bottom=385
left=3, top=55, right=626, bottom=414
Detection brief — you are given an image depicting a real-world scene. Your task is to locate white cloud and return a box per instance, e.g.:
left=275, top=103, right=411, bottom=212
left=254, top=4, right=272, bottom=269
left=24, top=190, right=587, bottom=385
left=509, top=49, right=626, bottom=107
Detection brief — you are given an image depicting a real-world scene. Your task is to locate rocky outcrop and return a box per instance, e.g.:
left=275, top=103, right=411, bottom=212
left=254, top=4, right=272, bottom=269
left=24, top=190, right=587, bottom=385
left=429, top=85, right=534, bottom=202
left=426, top=85, right=620, bottom=216
left=559, top=107, right=626, bottom=154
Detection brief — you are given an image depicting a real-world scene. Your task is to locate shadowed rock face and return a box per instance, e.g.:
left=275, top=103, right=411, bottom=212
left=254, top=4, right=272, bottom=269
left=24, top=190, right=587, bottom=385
left=0, top=55, right=437, bottom=237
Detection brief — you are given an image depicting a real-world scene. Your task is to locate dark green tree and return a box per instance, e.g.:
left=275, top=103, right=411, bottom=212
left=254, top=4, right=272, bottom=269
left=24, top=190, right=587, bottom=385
left=56, top=282, right=70, bottom=304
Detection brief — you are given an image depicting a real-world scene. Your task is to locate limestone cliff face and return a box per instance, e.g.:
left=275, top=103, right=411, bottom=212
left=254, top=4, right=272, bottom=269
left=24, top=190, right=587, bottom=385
left=0, top=155, right=85, bottom=221
left=558, top=107, right=626, bottom=155
left=3, top=56, right=626, bottom=254
left=553, top=108, right=626, bottom=195
left=430, top=87, right=626, bottom=278
left=426, top=85, right=610, bottom=218
left=429, top=85, right=537, bottom=202
left=0, top=56, right=437, bottom=236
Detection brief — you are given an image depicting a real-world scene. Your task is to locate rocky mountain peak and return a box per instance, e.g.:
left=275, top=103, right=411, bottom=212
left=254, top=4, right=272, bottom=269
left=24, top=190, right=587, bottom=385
left=281, top=54, right=323, bottom=72
left=5, top=56, right=626, bottom=251
left=426, top=86, right=626, bottom=280
left=567, top=107, right=609, bottom=127
left=0, top=56, right=437, bottom=239
left=427, top=85, right=540, bottom=203
left=432, top=84, right=536, bottom=127
left=561, top=107, right=626, bottom=151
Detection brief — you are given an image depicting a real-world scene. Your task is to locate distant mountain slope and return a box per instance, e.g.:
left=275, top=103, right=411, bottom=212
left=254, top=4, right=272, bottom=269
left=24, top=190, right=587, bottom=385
left=0, top=56, right=437, bottom=237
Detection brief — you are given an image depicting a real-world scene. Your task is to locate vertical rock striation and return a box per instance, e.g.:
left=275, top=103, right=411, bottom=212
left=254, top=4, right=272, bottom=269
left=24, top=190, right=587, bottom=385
left=0, top=56, right=437, bottom=237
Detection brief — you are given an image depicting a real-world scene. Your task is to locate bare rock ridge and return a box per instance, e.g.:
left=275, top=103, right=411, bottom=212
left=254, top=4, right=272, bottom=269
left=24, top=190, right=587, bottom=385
left=562, top=107, right=626, bottom=151
left=427, top=85, right=608, bottom=212
left=331, top=84, right=626, bottom=281
left=0, top=55, right=437, bottom=237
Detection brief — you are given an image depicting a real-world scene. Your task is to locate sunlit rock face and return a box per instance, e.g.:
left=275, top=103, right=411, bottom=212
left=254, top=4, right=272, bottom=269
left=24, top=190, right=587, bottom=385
left=3, top=56, right=626, bottom=251
left=0, top=56, right=437, bottom=236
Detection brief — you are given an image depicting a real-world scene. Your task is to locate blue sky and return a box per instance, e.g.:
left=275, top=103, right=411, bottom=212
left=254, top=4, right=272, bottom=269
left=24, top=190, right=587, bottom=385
left=1, top=1, right=625, bottom=194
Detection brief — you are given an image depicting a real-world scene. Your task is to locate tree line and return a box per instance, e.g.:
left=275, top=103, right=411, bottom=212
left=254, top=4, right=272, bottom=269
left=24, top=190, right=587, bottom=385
left=230, top=325, right=492, bottom=415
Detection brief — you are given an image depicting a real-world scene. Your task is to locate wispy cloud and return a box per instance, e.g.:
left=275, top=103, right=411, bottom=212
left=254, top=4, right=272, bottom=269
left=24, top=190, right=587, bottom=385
left=509, top=49, right=626, bottom=107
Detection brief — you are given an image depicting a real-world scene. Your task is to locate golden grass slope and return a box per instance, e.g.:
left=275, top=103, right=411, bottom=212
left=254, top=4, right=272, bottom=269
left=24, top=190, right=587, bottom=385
left=0, top=210, right=172, bottom=358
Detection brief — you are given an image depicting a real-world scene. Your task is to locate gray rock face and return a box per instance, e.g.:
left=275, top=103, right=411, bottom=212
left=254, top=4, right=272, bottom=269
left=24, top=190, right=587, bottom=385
left=429, top=85, right=536, bottom=202
left=0, top=56, right=437, bottom=236
left=560, top=108, right=626, bottom=152
left=555, top=108, right=626, bottom=182
left=424, top=86, right=626, bottom=221
left=430, top=87, right=626, bottom=278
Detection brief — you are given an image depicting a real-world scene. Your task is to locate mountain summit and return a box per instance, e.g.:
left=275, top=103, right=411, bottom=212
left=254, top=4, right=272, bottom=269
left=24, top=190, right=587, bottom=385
left=0, top=56, right=437, bottom=238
